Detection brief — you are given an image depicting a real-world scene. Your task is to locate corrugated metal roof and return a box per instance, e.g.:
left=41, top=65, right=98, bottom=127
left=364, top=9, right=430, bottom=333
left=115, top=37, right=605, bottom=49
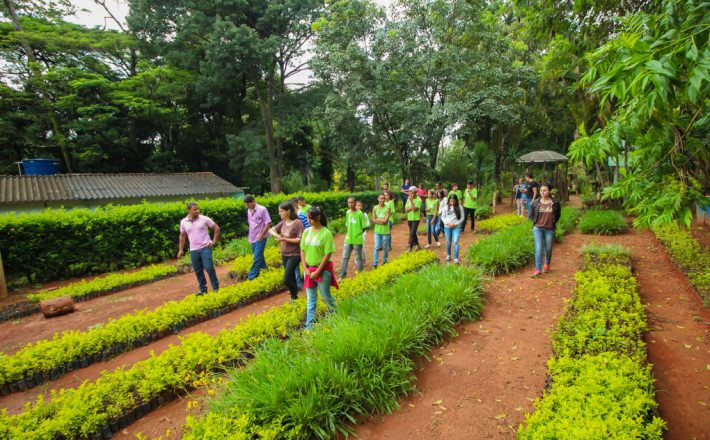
left=0, top=173, right=241, bottom=203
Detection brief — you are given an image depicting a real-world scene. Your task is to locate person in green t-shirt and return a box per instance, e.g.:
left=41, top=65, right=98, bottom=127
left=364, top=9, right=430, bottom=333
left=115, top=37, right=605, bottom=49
left=338, top=197, right=368, bottom=280
left=371, top=193, right=392, bottom=267
left=405, top=186, right=422, bottom=252
left=424, top=189, right=441, bottom=248
left=296, top=195, right=311, bottom=217
left=300, top=206, right=337, bottom=329
left=383, top=191, right=396, bottom=251
left=462, top=180, right=478, bottom=233
left=356, top=200, right=370, bottom=265
left=449, top=183, right=463, bottom=202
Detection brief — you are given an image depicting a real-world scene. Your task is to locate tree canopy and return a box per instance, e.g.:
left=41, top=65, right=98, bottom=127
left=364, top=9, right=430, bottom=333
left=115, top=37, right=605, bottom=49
left=0, top=0, right=707, bottom=225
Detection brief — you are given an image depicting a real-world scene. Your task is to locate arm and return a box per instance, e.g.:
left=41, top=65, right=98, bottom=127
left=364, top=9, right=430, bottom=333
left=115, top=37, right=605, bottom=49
left=310, top=252, right=333, bottom=279
left=405, top=199, right=414, bottom=213
left=383, top=207, right=391, bottom=223
left=177, top=231, right=187, bottom=258
left=372, top=207, right=382, bottom=225
left=210, top=223, right=220, bottom=247
left=257, top=222, right=272, bottom=241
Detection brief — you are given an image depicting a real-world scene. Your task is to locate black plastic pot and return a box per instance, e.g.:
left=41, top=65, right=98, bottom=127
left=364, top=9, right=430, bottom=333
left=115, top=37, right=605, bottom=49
left=26, top=375, right=36, bottom=388
left=0, top=383, right=10, bottom=396
left=8, top=382, right=18, bottom=393
left=16, top=378, right=28, bottom=391
left=101, top=424, right=112, bottom=438
left=125, top=409, right=135, bottom=425
left=109, top=420, right=120, bottom=433
left=140, top=402, right=150, bottom=416
left=91, top=431, right=102, bottom=440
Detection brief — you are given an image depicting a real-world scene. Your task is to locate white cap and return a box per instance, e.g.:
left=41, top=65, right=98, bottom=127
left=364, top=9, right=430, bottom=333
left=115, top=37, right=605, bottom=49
left=409, top=186, right=417, bottom=191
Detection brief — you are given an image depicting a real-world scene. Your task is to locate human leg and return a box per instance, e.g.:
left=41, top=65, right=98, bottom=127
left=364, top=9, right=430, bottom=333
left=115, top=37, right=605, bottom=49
left=532, top=226, right=544, bottom=272
left=305, top=284, right=317, bottom=329
left=354, top=244, right=364, bottom=273
left=282, top=255, right=300, bottom=299
left=383, top=234, right=390, bottom=263
left=190, top=249, right=207, bottom=293
left=200, top=247, right=220, bottom=291
left=247, top=239, right=267, bottom=280
left=318, top=270, right=336, bottom=313
left=444, top=226, right=452, bottom=260
left=452, top=226, right=461, bottom=261
left=339, top=243, right=353, bottom=278
left=543, top=228, right=555, bottom=269
left=373, top=233, right=382, bottom=267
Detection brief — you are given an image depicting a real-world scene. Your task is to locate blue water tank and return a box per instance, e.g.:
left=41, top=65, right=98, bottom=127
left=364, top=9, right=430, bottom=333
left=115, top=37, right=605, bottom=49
left=22, top=159, right=60, bottom=176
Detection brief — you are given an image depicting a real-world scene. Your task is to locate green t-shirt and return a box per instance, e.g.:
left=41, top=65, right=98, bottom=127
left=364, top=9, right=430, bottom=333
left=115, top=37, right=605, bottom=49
left=405, top=198, right=422, bottom=221
left=373, top=205, right=391, bottom=235
left=425, top=198, right=438, bottom=216
left=386, top=200, right=396, bottom=216
left=463, top=188, right=477, bottom=209
left=344, top=209, right=367, bottom=244
left=450, top=189, right=463, bottom=202
left=300, top=227, right=336, bottom=267
left=298, top=204, right=312, bottom=216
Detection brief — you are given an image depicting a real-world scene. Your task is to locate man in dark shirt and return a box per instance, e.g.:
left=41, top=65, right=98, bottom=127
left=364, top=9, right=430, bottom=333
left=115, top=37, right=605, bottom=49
left=526, top=174, right=539, bottom=220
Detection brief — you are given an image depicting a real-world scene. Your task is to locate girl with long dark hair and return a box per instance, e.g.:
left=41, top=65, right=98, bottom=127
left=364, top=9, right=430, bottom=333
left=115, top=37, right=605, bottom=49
left=440, top=194, right=465, bottom=263
left=270, top=201, right=304, bottom=302
left=530, top=183, right=561, bottom=277
left=300, top=206, right=337, bottom=329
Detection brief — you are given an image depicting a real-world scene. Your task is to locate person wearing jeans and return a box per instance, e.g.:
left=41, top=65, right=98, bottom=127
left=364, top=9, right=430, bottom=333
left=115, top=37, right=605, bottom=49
left=339, top=197, right=368, bottom=280
left=300, top=206, right=338, bottom=330
left=244, top=195, right=272, bottom=281
left=270, top=201, right=304, bottom=301
left=440, top=194, right=464, bottom=263
left=424, top=189, right=440, bottom=248
left=529, top=183, right=561, bottom=277
left=177, top=202, right=220, bottom=295
left=371, top=194, right=392, bottom=267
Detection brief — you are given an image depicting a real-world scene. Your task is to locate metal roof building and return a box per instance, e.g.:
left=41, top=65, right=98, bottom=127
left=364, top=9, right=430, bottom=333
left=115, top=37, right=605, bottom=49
left=0, top=173, right=244, bottom=212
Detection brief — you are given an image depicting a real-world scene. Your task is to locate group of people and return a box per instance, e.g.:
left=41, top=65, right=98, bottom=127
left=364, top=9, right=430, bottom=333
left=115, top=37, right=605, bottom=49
left=177, top=174, right=560, bottom=330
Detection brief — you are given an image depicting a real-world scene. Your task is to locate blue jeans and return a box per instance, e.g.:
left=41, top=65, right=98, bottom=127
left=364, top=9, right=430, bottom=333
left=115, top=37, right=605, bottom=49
left=533, top=226, right=555, bottom=271
left=426, top=215, right=439, bottom=244
left=444, top=226, right=461, bottom=260
left=373, top=233, right=390, bottom=266
left=305, top=270, right=336, bottom=329
left=190, top=247, right=219, bottom=293
left=247, top=238, right=268, bottom=280
left=295, top=266, right=302, bottom=290
left=339, top=243, right=363, bottom=278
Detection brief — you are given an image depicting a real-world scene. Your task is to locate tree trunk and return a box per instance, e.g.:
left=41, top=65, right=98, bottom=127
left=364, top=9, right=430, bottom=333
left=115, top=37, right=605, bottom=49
left=346, top=164, right=356, bottom=192
left=4, top=0, right=73, bottom=172
left=253, top=75, right=282, bottom=194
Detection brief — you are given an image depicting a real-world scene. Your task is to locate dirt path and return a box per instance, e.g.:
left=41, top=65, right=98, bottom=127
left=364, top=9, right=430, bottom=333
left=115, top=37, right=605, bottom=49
left=355, top=230, right=584, bottom=439
left=354, top=227, right=710, bottom=439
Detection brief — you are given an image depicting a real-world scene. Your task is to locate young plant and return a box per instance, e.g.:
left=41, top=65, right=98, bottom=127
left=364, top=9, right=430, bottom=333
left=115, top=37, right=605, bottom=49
left=579, top=210, right=628, bottom=235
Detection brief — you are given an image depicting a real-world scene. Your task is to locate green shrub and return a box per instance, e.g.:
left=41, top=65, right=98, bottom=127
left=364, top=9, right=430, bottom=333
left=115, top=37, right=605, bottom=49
left=26, top=264, right=177, bottom=303
left=183, top=264, right=485, bottom=439
left=579, top=210, right=628, bottom=235
left=0, top=191, right=379, bottom=283
left=555, top=207, right=581, bottom=241
left=519, top=252, right=664, bottom=438
left=476, top=213, right=526, bottom=233
left=581, top=242, right=632, bottom=269
left=467, top=222, right=533, bottom=274
left=519, top=353, right=664, bottom=439
left=653, top=222, right=710, bottom=306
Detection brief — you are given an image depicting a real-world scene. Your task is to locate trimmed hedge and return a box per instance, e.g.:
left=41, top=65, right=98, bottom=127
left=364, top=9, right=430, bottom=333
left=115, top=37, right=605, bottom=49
left=518, top=249, right=664, bottom=438
left=0, top=191, right=379, bottom=283
left=653, top=222, right=710, bottom=306
left=579, top=209, right=628, bottom=235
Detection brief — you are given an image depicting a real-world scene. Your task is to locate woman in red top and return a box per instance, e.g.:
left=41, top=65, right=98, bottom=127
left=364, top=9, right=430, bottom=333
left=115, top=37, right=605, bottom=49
left=416, top=183, right=427, bottom=205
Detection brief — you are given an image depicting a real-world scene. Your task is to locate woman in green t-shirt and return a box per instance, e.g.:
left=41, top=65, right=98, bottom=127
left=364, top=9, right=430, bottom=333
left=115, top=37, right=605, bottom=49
left=424, top=189, right=440, bottom=248
left=300, top=206, right=338, bottom=329
left=404, top=186, right=422, bottom=252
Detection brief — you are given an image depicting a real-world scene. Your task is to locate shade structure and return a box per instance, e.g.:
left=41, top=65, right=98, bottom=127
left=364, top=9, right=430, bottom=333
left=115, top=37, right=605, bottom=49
left=517, top=150, right=568, bottom=163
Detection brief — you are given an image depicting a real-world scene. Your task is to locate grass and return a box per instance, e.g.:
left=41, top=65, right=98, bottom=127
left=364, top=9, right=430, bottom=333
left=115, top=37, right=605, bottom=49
left=183, top=264, right=485, bottom=439
left=579, top=210, right=628, bottom=235
left=467, top=222, right=534, bottom=274
left=581, top=242, right=632, bottom=269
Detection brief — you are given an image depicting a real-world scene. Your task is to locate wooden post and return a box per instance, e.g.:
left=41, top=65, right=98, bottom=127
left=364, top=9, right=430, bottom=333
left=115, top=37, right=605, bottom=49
left=492, top=190, right=498, bottom=214
left=0, top=252, right=7, bottom=299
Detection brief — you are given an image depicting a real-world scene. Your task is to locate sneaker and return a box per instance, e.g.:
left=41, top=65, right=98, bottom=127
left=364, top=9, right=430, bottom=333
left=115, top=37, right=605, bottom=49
left=445, top=255, right=451, bottom=261
left=436, top=241, right=441, bottom=248
left=424, top=244, right=431, bottom=249
left=414, top=244, right=421, bottom=251
left=543, top=264, right=551, bottom=273
left=454, top=259, right=459, bottom=264
left=372, top=265, right=378, bottom=269
left=531, top=270, right=542, bottom=278
left=196, top=291, right=206, bottom=296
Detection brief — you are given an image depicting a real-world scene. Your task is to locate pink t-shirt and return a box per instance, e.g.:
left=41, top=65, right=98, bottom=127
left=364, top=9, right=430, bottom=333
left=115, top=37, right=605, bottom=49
left=180, top=215, right=215, bottom=251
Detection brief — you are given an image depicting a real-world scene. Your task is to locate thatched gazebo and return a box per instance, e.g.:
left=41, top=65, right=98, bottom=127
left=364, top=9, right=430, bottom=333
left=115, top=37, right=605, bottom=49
left=516, top=150, right=570, bottom=201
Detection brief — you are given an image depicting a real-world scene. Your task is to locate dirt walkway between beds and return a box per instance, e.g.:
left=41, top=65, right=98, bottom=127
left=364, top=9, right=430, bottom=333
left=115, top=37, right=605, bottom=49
left=354, top=227, right=710, bottom=439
